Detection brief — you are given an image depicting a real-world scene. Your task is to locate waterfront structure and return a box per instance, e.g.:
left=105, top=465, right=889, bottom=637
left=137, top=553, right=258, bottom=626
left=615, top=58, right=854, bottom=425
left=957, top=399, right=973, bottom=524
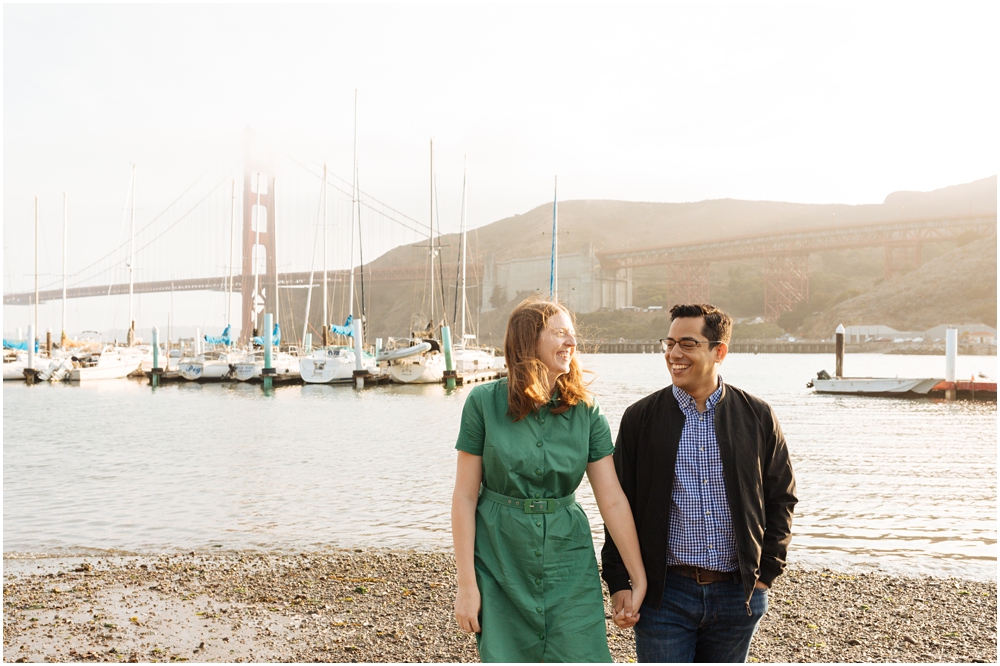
left=481, top=243, right=631, bottom=314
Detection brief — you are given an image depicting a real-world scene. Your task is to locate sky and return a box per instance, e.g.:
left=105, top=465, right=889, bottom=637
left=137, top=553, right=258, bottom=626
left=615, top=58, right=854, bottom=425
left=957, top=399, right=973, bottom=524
left=3, top=2, right=997, bottom=336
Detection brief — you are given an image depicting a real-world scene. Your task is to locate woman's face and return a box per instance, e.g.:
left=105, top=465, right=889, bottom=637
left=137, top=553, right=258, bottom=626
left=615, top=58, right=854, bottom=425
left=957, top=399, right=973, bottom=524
left=535, top=310, right=577, bottom=386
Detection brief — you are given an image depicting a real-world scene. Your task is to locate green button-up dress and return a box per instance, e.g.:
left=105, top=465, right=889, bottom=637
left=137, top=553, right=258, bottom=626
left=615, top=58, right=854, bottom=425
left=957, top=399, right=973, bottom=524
left=455, top=379, right=615, bottom=663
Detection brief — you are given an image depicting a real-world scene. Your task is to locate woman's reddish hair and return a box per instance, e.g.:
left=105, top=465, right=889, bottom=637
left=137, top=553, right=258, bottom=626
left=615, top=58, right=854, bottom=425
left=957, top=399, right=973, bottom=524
left=504, top=297, right=592, bottom=421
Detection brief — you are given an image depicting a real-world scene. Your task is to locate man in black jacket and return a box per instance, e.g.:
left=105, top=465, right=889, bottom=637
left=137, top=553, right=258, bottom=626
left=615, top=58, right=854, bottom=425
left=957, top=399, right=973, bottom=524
left=602, top=303, right=797, bottom=663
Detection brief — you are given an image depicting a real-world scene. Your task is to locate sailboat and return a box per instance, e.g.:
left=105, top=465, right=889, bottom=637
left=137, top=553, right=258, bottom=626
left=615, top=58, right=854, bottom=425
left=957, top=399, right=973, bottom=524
left=449, top=159, right=502, bottom=380
left=300, top=98, right=377, bottom=384
left=182, top=181, right=241, bottom=382
left=382, top=140, right=446, bottom=384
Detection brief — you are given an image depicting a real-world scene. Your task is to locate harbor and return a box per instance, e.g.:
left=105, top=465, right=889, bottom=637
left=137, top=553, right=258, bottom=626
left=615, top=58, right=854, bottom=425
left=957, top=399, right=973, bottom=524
left=4, top=352, right=996, bottom=662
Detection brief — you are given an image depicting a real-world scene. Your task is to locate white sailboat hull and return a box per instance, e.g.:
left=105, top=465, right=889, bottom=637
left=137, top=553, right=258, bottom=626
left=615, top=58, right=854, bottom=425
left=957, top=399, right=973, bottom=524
left=300, top=348, right=374, bottom=384
left=811, top=377, right=942, bottom=395
left=387, top=353, right=446, bottom=384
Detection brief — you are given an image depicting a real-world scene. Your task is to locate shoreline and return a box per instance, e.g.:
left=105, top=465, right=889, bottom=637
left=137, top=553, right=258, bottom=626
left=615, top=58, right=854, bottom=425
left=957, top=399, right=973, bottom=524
left=3, top=550, right=996, bottom=663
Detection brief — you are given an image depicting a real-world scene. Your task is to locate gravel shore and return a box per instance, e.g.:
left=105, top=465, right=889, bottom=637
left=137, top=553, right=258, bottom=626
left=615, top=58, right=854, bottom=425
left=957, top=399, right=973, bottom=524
left=3, top=550, right=995, bottom=663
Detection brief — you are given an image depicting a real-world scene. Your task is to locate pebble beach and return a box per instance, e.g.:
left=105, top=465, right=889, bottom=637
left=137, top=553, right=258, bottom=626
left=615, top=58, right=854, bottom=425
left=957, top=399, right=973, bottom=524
left=3, top=550, right=995, bottom=663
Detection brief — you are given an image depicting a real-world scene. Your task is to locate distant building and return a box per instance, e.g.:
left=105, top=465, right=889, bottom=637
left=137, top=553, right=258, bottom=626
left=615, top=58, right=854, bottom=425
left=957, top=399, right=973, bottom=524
left=924, top=324, right=997, bottom=343
left=481, top=243, right=632, bottom=313
left=844, top=323, right=996, bottom=344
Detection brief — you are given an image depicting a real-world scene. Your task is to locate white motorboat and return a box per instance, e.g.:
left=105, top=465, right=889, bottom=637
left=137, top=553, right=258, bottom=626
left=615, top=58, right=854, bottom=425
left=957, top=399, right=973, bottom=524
left=808, top=376, right=942, bottom=395
left=300, top=346, right=376, bottom=384
left=69, top=345, right=143, bottom=382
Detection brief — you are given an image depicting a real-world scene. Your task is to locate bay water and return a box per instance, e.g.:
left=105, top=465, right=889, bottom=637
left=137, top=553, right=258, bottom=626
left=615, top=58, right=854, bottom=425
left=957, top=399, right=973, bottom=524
left=3, top=353, right=996, bottom=580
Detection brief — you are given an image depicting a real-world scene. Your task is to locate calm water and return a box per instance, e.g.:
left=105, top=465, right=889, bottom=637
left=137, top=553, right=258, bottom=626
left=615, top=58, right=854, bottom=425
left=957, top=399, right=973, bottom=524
left=3, top=354, right=996, bottom=580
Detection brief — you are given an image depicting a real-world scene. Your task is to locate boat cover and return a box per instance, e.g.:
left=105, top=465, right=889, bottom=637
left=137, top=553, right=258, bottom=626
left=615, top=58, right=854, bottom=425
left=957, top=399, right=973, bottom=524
left=252, top=323, right=281, bottom=347
left=330, top=314, right=354, bottom=337
left=3, top=339, right=38, bottom=352
left=204, top=325, right=232, bottom=346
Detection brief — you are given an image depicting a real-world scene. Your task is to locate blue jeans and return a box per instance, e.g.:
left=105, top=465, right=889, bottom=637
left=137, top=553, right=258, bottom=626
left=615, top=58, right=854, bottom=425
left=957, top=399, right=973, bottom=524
left=634, top=571, right=767, bottom=663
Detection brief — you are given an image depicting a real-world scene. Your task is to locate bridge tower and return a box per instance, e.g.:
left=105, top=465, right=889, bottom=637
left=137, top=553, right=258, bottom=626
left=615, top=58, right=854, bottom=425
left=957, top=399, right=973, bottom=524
left=666, top=262, right=711, bottom=307
left=240, top=130, right=277, bottom=343
left=763, top=254, right=809, bottom=321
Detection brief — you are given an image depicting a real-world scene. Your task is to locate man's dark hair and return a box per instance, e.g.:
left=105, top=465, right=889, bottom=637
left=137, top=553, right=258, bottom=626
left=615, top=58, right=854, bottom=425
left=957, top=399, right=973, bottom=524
left=669, top=303, right=733, bottom=346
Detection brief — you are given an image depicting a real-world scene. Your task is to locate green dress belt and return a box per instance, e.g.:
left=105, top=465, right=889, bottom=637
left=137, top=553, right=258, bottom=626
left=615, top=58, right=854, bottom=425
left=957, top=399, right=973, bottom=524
left=479, top=486, right=576, bottom=514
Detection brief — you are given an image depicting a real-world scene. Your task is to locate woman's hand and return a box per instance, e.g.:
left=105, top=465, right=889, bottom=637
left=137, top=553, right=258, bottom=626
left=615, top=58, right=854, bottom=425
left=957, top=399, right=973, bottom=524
left=610, top=574, right=646, bottom=629
left=455, top=582, right=482, bottom=633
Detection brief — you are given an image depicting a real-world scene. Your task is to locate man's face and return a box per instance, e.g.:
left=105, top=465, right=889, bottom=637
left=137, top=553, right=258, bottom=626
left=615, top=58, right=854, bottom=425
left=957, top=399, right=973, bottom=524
left=664, top=316, right=725, bottom=396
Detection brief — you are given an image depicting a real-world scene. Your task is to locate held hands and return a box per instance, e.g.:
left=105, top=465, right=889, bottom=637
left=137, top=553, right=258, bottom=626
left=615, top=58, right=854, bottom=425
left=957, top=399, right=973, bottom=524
left=610, top=580, right=646, bottom=629
left=454, top=582, right=482, bottom=634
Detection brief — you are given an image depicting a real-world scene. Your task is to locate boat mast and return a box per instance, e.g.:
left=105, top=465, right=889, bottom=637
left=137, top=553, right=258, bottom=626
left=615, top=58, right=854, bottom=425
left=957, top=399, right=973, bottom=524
left=322, top=162, right=329, bottom=343
left=549, top=175, right=558, bottom=302
left=62, top=193, right=68, bottom=342
left=273, top=177, right=279, bottom=334
left=128, top=164, right=136, bottom=344
left=348, top=89, right=358, bottom=322
left=460, top=157, right=468, bottom=344
left=429, top=139, right=435, bottom=332
left=34, top=196, right=39, bottom=337
left=227, top=180, right=235, bottom=328
left=253, top=172, right=261, bottom=335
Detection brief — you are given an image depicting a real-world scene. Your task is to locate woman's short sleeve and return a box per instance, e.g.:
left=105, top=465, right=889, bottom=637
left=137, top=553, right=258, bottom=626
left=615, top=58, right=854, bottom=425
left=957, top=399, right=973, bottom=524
left=455, top=388, right=486, bottom=456
left=587, top=399, right=615, bottom=463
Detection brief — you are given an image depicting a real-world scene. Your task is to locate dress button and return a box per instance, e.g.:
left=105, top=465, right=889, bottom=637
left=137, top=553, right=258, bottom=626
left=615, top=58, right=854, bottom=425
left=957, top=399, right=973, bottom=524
left=536, top=607, right=543, bottom=613
left=536, top=521, right=542, bottom=527
left=535, top=469, right=542, bottom=476
left=536, top=442, right=543, bottom=447
left=534, top=550, right=542, bottom=557
left=534, top=493, right=541, bottom=499
left=538, top=634, right=545, bottom=640
left=535, top=578, right=542, bottom=585
left=539, top=419, right=545, bottom=425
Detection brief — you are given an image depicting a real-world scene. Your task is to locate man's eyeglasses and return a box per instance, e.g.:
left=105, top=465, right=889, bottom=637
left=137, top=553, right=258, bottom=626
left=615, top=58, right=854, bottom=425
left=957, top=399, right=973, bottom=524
left=659, top=338, right=723, bottom=353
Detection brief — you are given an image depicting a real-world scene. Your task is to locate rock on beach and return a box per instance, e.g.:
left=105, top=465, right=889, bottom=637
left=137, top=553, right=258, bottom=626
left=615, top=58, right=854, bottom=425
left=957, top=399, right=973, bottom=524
left=3, top=551, right=996, bottom=663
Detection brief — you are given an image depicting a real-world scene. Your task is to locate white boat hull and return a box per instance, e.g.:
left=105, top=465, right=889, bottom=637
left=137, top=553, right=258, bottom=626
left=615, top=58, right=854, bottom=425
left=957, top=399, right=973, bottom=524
left=811, top=377, right=942, bottom=395
left=233, top=361, right=262, bottom=382
left=69, top=351, right=142, bottom=381
left=300, top=348, right=376, bottom=383
left=386, top=353, right=446, bottom=384
left=4, top=362, right=28, bottom=380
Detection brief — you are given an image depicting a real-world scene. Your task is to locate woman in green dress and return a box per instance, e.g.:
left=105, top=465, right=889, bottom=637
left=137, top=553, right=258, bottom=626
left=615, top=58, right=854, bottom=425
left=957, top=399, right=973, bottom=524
left=452, top=298, right=647, bottom=662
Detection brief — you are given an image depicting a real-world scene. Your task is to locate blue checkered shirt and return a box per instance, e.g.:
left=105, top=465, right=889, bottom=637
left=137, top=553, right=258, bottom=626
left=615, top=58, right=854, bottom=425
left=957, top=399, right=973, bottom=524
left=666, top=381, right=739, bottom=572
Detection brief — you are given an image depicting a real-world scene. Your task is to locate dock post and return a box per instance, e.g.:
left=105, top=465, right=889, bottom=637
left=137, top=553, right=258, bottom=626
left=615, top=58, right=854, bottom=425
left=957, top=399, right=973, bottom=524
left=304, top=333, right=312, bottom=354
left=945, top=328, right=957, bottom=401
left=442, top=325, right=456, bottom=389
left=835, top=323, right=845, bottom=378
left=46, top=328, right=52, bottom=356
left=195, top=328, right=201, bottom=357
left=262, top=313, right=274, bottom=391
left=352, top=317, right=368, bottom=389
left=151, top=327, right=161, bottom=388
left=24, top=324, right=37, bottom=385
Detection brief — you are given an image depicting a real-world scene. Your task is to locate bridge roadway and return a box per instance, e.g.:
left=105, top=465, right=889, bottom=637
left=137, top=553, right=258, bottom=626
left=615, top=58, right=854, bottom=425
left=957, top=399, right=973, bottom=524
left=595, top=215, right=997, bottom=270
left=3, top=264, right=481, bottom=306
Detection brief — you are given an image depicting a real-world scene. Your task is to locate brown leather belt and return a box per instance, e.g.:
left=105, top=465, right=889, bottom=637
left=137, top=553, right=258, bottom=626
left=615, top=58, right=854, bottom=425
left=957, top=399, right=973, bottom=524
left=668, top=565, right=738, bottom=585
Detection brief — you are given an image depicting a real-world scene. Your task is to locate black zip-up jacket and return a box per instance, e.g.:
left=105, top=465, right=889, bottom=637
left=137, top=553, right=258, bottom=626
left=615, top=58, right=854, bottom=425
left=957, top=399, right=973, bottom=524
left=601, top=382, right=798, bottom=610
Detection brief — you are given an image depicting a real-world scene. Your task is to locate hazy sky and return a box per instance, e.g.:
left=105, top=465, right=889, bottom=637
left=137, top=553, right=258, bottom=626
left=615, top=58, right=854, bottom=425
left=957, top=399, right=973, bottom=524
left=3, top=2, right=997, bottom=335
